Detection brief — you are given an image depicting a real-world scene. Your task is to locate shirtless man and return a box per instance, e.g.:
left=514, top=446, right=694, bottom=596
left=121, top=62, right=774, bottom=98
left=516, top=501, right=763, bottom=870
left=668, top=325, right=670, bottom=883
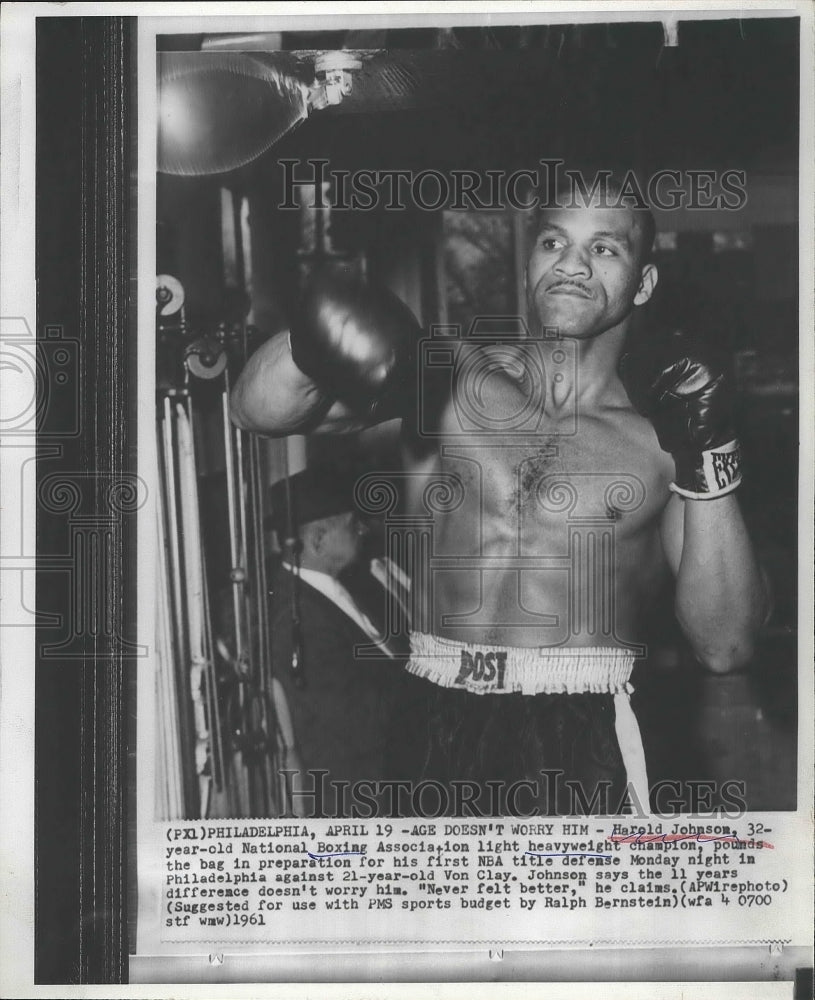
left=231, top=179, right=768, bottom=816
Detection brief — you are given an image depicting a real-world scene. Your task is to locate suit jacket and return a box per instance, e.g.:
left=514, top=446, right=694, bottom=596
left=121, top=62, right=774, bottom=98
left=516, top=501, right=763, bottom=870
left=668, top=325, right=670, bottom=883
left=269, top=561, right=406, bottom=804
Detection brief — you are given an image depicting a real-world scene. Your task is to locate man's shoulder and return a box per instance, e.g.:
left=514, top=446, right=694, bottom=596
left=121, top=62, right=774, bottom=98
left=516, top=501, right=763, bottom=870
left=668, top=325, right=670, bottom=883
left=269, top=562, right=326, bottom=611
left=596, top=398, right=675, bottom=480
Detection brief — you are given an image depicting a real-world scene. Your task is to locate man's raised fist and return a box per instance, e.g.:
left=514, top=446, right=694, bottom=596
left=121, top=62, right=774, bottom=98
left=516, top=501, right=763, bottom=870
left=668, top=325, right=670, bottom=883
left=289, top=267, right=421, bottom=420
left=620, top=333, right=742, bottom=499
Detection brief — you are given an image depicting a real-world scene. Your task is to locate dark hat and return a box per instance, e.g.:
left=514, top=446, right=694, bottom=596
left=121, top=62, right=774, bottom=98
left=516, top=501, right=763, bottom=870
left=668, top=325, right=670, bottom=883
left=267, top=465, right=357, bottom=537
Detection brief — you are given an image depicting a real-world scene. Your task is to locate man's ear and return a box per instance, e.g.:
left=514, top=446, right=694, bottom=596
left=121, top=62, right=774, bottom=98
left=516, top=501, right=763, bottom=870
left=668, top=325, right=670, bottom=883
left=308, top=523, right=325, bottom=552
left=634, top=262, right=658, bottom=306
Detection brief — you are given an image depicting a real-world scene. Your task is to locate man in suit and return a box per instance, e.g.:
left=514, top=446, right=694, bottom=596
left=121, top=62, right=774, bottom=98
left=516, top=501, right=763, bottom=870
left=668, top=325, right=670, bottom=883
left=268, top=466, right=412, bottom=817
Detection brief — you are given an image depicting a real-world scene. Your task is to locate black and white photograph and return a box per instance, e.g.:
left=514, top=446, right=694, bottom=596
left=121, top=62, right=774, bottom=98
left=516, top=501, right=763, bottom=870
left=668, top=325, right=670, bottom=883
left=0, top=1, right=813, bottom=995
left=152, top=11, right=801, bottom=827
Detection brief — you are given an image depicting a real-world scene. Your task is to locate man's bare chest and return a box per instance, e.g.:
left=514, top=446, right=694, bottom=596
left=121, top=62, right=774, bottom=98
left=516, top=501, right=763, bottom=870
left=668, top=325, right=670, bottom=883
left=432, top=404, right=672, bottom=538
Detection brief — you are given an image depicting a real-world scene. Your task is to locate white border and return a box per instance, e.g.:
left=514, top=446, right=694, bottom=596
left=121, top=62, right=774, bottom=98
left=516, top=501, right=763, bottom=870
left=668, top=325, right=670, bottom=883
left=0, top=4, right=37, bottom=996
left=796, top=0, right=815, bottom=839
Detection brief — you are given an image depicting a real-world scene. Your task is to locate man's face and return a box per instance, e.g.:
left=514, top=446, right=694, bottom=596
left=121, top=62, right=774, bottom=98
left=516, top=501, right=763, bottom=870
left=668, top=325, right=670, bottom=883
left=319, top=511, right=366, bottom=572
left=525, top=205, right=657, bottom=340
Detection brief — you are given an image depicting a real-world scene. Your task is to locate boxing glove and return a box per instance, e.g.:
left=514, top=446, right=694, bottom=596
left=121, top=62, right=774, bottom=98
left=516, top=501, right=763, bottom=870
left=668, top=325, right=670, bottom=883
left=289, top=267, right=421, bottom=419
left=620, top=334, right=742, bottom=499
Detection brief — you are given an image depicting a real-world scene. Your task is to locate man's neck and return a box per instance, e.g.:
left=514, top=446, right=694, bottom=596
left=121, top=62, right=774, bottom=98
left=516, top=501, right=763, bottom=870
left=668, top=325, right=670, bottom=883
left=292, top=554, right=340, bottom=579
left=507, top=323, right=631, bottom=411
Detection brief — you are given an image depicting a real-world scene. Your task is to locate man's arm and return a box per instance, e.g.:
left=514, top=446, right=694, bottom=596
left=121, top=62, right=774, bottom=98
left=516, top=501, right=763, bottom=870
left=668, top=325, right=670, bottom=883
left=229, top=330, right=369, bottom=436
left=660, top=492, right=770, bottom=672
left=230, top=270, right=421, bottom=436
left=621, top=333, right=771, bottom=673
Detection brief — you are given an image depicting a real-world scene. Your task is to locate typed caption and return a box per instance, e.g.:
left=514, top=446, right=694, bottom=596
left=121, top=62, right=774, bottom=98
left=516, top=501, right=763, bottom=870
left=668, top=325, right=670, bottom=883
left=148, top=816, right=800, bottom=948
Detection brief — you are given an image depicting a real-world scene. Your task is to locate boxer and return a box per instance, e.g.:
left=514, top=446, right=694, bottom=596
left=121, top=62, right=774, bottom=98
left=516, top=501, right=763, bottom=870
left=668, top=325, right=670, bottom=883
left=231, top=176, right=768, bottom=815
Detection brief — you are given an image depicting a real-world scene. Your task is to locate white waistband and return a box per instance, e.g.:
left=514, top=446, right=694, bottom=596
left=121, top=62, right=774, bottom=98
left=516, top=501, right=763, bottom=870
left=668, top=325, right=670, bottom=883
left=406, top=631, right=635, bottom=697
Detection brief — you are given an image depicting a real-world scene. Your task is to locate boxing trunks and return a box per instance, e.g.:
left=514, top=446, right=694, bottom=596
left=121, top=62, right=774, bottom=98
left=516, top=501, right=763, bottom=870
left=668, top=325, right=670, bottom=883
left=403, top=632, right=649, bottom=816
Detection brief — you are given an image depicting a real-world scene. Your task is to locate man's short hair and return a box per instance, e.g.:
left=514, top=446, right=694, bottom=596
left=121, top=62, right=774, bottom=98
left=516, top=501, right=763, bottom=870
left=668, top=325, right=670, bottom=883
left=537, top=164, right=657, bottom=265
